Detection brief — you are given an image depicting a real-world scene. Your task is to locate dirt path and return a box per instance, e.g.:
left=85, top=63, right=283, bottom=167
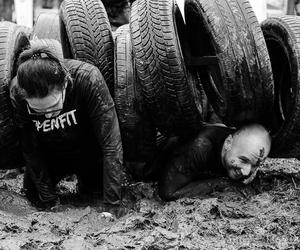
left=0, top=158, right=299, bottom=249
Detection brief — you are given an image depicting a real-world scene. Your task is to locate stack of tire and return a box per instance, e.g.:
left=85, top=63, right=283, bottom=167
left=128, top=0, right=274, bottom=134
left=114, top=24, right=157, bottom=179
left=116, top=0, right=300, bottom=160
left=127, top=0, right=300, bottom=160
left=116, top=0, right=277, bottom=176
left=1, top=0, right=300, bottom=171
left=261, top=15, right=300, bottom=158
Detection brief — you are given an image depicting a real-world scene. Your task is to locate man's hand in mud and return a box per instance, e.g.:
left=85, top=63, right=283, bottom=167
left=103, top=203, right=131, bottom=218
left=242, top=166, right=259, bottom=185
left=100, top=212, right=115, bottom=221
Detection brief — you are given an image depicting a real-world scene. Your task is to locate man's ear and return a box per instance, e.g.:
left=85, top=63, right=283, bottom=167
left=224, top=134, right=233, bottom=151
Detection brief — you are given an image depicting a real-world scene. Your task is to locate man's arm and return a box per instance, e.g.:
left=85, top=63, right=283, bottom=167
left=83, top=67, right=126, bottom=205
left=159, top=137, right=229, bottom=201
left=159, top=160, right=232, bottom=200
left=167, top=177, right=233, bottom=200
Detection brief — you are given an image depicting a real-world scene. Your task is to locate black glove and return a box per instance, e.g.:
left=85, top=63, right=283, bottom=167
left=37, top=182, right=59, bottom=209
left=25, top=165, right=58, bottom=209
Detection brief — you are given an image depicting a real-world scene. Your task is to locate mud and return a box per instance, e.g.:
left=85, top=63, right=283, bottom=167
left=0, top=158, right=300, bottom=249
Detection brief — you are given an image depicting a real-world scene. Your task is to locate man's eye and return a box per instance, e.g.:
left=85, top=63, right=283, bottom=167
left=239, top=157, right=249, bottom=163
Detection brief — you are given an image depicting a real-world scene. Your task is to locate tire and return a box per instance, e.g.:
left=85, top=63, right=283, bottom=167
left=261, top=16, right=300, bottom=158
left=0, top=21, right=30, bottom=169
left=113, top=23, right=130, bottom=41
left=59, top=0, right=114, bottom=95
left=114, top=24, right=157, bottom=177
left=30, top=38, right=64, bottom=61
left=184, top=0, right=274, bottom=127
left=31, top=12, right=61, bottom=42
left=130, top=0, right=205, bottom=136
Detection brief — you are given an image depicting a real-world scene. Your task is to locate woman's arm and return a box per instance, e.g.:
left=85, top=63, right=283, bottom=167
left=83, top=67, right=127, bottom=205
left=10, top=78, right=57, bottom=207
left=158, top=136, right=228, bottom=201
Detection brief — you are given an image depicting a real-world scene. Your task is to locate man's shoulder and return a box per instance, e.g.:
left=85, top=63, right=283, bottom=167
left=191, top=124, right=235, bottom=149
left=201, top=124, right=235, bottom=137
left=177, top=131, right=214, bottom=159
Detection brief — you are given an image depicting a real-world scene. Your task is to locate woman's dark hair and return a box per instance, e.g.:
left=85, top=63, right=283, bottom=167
left=17, top=44, right=69, bottom=98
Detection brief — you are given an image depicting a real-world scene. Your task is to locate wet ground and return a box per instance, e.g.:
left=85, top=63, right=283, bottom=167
left=0, top=158, right=299, bottom=249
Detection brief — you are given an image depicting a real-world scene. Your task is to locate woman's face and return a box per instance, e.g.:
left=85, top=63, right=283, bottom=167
left=26, top=88, right=66, bottom=118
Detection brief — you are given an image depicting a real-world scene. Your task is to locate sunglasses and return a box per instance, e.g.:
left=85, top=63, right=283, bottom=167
left=26, top=89, right=65, bottom=117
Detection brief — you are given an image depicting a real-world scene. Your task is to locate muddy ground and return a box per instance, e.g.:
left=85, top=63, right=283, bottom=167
left=0, top=158, right=299, bottom=250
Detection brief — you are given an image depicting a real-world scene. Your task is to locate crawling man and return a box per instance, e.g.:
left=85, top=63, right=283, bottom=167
left=157, top=124, right=271, bottom=201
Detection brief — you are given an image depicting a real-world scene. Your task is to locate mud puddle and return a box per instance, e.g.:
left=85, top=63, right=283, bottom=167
left=0, top=158, right=300, bottom=249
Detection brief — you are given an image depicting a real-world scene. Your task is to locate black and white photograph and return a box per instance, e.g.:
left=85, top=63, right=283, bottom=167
left=0, top=0, right=300, bottom=249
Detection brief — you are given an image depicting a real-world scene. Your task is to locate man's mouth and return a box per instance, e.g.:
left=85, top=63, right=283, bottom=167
left=232, top=168, right=242, bottom=179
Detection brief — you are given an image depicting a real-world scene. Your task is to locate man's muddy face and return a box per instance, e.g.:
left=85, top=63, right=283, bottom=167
left=222, top=134, right=268, bottom=181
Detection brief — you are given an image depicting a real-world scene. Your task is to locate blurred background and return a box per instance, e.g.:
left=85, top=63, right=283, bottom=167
left=0, top=0, right=63, bottom=28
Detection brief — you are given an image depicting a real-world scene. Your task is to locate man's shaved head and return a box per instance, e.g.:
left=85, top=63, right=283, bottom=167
left=222, top=124, right=271, bottom=182
left=232, top=124, right=272, bottom=156
left=234, top=123, right=271, bottom=138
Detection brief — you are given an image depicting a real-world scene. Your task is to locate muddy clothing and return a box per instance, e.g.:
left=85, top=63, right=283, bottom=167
left=158, top=125, right=235, bottom=201
left=11, top=59, right=126, bottom=206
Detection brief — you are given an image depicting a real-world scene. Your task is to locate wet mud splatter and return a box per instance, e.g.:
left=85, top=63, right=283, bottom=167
left=0, top=158, right=300, bottom=249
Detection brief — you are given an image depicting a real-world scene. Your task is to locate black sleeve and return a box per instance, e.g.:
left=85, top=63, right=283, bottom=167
left=10, top=83, right=57, bottom=204
left=82, top=67, right=126, bottom=205
left=158, top=137, right=214, bottom=201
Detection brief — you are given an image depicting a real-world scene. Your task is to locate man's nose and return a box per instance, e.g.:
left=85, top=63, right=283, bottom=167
left=240, top=164, right=251, bottom=176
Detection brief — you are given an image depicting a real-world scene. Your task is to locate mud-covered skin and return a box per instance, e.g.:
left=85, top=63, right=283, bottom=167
left=11, top=59, right=126, bottom=206
left=158, top=125, right=235, bottom=201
